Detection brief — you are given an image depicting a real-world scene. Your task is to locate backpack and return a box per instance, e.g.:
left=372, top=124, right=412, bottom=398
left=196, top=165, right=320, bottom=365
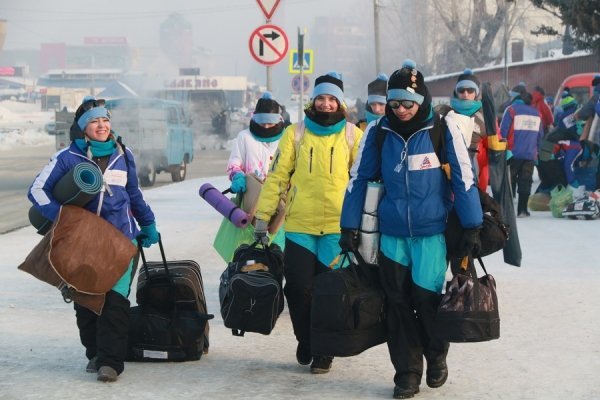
left=219, top=241, right=285, bottom=336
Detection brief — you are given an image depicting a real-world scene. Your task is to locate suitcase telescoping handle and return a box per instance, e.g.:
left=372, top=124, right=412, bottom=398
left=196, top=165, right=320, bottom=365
left=137, top=233, right=171, bottom=279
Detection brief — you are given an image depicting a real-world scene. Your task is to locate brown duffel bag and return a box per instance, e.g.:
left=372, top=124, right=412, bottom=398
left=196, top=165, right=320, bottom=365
left=19, top=205, right=137, bottom=314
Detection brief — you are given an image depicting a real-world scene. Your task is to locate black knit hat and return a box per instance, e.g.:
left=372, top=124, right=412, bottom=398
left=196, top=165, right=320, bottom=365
left=252, top=92, right=282, bottom=124
left=312, top=71, right=344, bottom=103
left=387, top=59, right=428, bottom=105
left=455, top=69, right=480, bottom=96
left=367, top=73, right=388, bottom=104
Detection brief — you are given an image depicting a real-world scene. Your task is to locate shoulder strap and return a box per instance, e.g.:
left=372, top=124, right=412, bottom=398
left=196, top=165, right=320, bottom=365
left=429, top=111, right=447, bottom=164
left=116, top=135, right=131, bottom=171
left=345, top=121, right=355, bottom=150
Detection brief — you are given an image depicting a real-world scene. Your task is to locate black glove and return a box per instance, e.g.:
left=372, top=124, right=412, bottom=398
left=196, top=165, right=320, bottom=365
left=339, top=229, right=360, bottom=253
left=459, top=227, right=482, bottom=257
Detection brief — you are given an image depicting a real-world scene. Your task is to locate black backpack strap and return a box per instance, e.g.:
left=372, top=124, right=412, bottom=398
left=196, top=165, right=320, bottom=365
left=115, top=134, right=131, bottom=171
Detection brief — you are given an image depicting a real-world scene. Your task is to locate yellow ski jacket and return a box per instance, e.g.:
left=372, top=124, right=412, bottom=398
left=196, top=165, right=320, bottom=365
left=255, top=121, right=363, bottom=235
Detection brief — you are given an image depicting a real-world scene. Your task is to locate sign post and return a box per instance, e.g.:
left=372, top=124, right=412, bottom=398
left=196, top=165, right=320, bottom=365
left=297, top=27, right=305, bottom=122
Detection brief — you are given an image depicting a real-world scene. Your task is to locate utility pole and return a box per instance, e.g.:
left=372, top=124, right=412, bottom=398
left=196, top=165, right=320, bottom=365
left=503, top=0, right=514, bottom=87
left=373, top=0, right=381, bottom=74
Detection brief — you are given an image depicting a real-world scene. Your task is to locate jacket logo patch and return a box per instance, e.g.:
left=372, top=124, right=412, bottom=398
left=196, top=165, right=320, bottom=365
left=104, top=170, right=127, bottom=186
left=408, top=153, right=441, bottom=171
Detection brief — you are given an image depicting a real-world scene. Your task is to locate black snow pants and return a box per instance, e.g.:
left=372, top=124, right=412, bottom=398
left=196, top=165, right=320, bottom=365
left=282, top=239, right=329, bottom=353
left=74, top=290, right=130, bottom=374
left=378, top=253, right=449, bottom=387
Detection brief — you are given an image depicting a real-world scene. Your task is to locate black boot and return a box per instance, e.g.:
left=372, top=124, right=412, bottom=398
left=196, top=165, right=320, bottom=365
left=517, top=194, right=530, bottom=217
left=310, top=356, right=333, bottom=374
left=393, top=374, right=420, bottom=399
left=426, top=360, right=448, bottom=388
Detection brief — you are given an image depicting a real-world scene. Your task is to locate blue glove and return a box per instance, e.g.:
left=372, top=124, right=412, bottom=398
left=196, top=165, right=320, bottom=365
left=231, top=172, right=247, bottom=193
left=138, top=222, right=159, bottom=248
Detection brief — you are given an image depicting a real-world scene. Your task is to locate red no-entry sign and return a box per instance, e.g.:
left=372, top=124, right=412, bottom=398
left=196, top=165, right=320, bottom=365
left=248, top=24, right=288, bottom=66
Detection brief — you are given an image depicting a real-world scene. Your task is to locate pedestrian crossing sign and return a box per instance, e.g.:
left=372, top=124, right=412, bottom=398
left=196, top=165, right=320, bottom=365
left=289, top=49, right=314, bottom=74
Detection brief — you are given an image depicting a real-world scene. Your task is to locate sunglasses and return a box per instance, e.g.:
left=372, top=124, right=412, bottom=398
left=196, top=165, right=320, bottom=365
left=457, top=87, right=476, bottom=94
left=80, top=98, right=106, bottom=112
left=388, top=100, right=416, bottom=110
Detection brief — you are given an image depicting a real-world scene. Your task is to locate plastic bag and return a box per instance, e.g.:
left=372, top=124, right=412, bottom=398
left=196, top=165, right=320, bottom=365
left=549, top=185, right=573, bottom=218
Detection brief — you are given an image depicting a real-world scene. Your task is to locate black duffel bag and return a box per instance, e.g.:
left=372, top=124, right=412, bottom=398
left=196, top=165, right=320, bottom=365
left=445, top=187, right=509, bottom=258
left=435, top=256, right=500, bottom=342
left=310, top=252, right=387, bottom=357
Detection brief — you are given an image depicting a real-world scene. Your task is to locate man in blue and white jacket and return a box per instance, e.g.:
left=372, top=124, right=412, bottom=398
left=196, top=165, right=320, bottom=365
left=339, top=60, right=482, bottom=399
left=500, top=91, right=544, bottom=217
left=28, top=97, right=158, bottom=383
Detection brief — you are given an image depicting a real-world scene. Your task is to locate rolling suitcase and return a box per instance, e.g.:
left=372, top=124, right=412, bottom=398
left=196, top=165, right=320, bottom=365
left=127, top=237, right=213, bottom=362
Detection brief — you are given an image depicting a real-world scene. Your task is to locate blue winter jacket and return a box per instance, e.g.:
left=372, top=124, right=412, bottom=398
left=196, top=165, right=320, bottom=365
left=28, top=142, right=155, bottom=240
left=500, top=102, right=544, bottom=161
left=341, top=116, right=482, bottom=237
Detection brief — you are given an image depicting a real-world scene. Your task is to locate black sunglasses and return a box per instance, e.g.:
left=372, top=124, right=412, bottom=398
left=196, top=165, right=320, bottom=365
left=388, top=100, right=416, bottom=110
left=457, top=87, right=476, bottom=94
left=80, top=98, right=106, bottom=112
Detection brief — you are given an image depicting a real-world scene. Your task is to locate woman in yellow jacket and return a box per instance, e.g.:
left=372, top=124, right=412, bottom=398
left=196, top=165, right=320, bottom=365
left=254, top=71, right=363, bottom=374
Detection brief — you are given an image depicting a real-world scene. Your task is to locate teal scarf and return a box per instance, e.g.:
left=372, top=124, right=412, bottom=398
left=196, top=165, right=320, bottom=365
left=450, top=98, right=482, bottom=117
left=75, top=138, right=117, bottom=157
left=366, top=110, right=383, bottom=124
left=304, top=117, right=346, bottom=136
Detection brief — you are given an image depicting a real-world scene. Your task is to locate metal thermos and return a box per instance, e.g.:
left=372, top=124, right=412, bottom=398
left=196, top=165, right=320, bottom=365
left=358, top=182, right=384, bottom=265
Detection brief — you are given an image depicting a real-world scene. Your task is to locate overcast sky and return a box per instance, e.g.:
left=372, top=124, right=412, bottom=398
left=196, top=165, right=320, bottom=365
left=1, top=1, right=370, bottom=65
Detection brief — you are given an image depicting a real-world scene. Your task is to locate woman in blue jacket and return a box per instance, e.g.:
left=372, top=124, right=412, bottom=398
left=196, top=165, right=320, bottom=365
left=340, top=60, right=483, bottom=399
left=28, top=97, right=159, bottom=383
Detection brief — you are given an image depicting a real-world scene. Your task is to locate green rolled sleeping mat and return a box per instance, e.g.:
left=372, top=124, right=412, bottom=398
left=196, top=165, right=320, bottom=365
left=29, top=163, right=104, bottom=235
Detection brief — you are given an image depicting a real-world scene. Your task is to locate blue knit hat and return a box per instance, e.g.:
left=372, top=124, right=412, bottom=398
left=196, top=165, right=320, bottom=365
left=252, top=92, right=282, bottom=124
left=367, top=73, right=388, bottom=105
left=455, top=69, right=480, bottom=96
left=312, top=71, right=344, bottom=104
left=387, top=59, right=427, bottom=105
left=76, top=96, right=110, bottom=130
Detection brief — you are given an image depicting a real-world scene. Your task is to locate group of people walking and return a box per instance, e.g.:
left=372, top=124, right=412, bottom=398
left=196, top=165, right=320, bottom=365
left=226, top=60, right=485, bottom=399
left=31, top=57, right=592, bottom=398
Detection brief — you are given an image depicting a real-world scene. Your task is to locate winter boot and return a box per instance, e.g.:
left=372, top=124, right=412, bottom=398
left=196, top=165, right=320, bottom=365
left=426, top=360, right=448, bottom=388
left=310, top=356, right=333, bottom=374
left=97, top=366, right=118, bottom=382
left=86, top=356, right=98, bottom=373
left=296, top=341, right=312, bottom=366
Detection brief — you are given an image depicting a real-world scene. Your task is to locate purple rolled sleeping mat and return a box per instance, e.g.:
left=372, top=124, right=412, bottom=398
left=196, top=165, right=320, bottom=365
left=199, top=183, right=250, bottom=228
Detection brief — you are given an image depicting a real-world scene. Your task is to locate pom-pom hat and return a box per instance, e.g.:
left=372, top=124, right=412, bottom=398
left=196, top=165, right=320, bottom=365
left=367, top=73, right=388, bottom=105
left=387, top=59, right=427, bottom=105
left=252, top=92, right=282, bottom=124
left=455, top=69, right=480, bottom=96
left=312, top=71, right=344, bottom=104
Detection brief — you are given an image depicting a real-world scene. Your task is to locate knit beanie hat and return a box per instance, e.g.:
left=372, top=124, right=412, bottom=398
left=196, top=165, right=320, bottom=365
left=367, top=73, right=388, bottom=105
left=387, top=59, right=428, bottom=105
left=592, top=74, right=600, bottom=88
left=509, top=82, right=527, bottom=99
left=75, top=96, right=110, bottom=130
left=560, top=95, right=577, bottom=108
left=312, top=71, right=344, bottom=104
left=455, top=69, right=480, bottom=96
left=252, top=92, right=282, bottom=124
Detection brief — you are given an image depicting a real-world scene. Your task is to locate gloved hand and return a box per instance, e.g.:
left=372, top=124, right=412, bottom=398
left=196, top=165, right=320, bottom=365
left=459, top=226, right=481, bottom=257
left=339, top=228, right=359, bottom=253
left=254, top=219, right=269, bottom=245
left=138, top=222, right=159, bottom=248
left=230, top=172, right=247, bottom=193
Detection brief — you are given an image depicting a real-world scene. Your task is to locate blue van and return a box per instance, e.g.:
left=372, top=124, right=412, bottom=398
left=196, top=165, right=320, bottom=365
left=105, top=98, right=194, bottom=187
